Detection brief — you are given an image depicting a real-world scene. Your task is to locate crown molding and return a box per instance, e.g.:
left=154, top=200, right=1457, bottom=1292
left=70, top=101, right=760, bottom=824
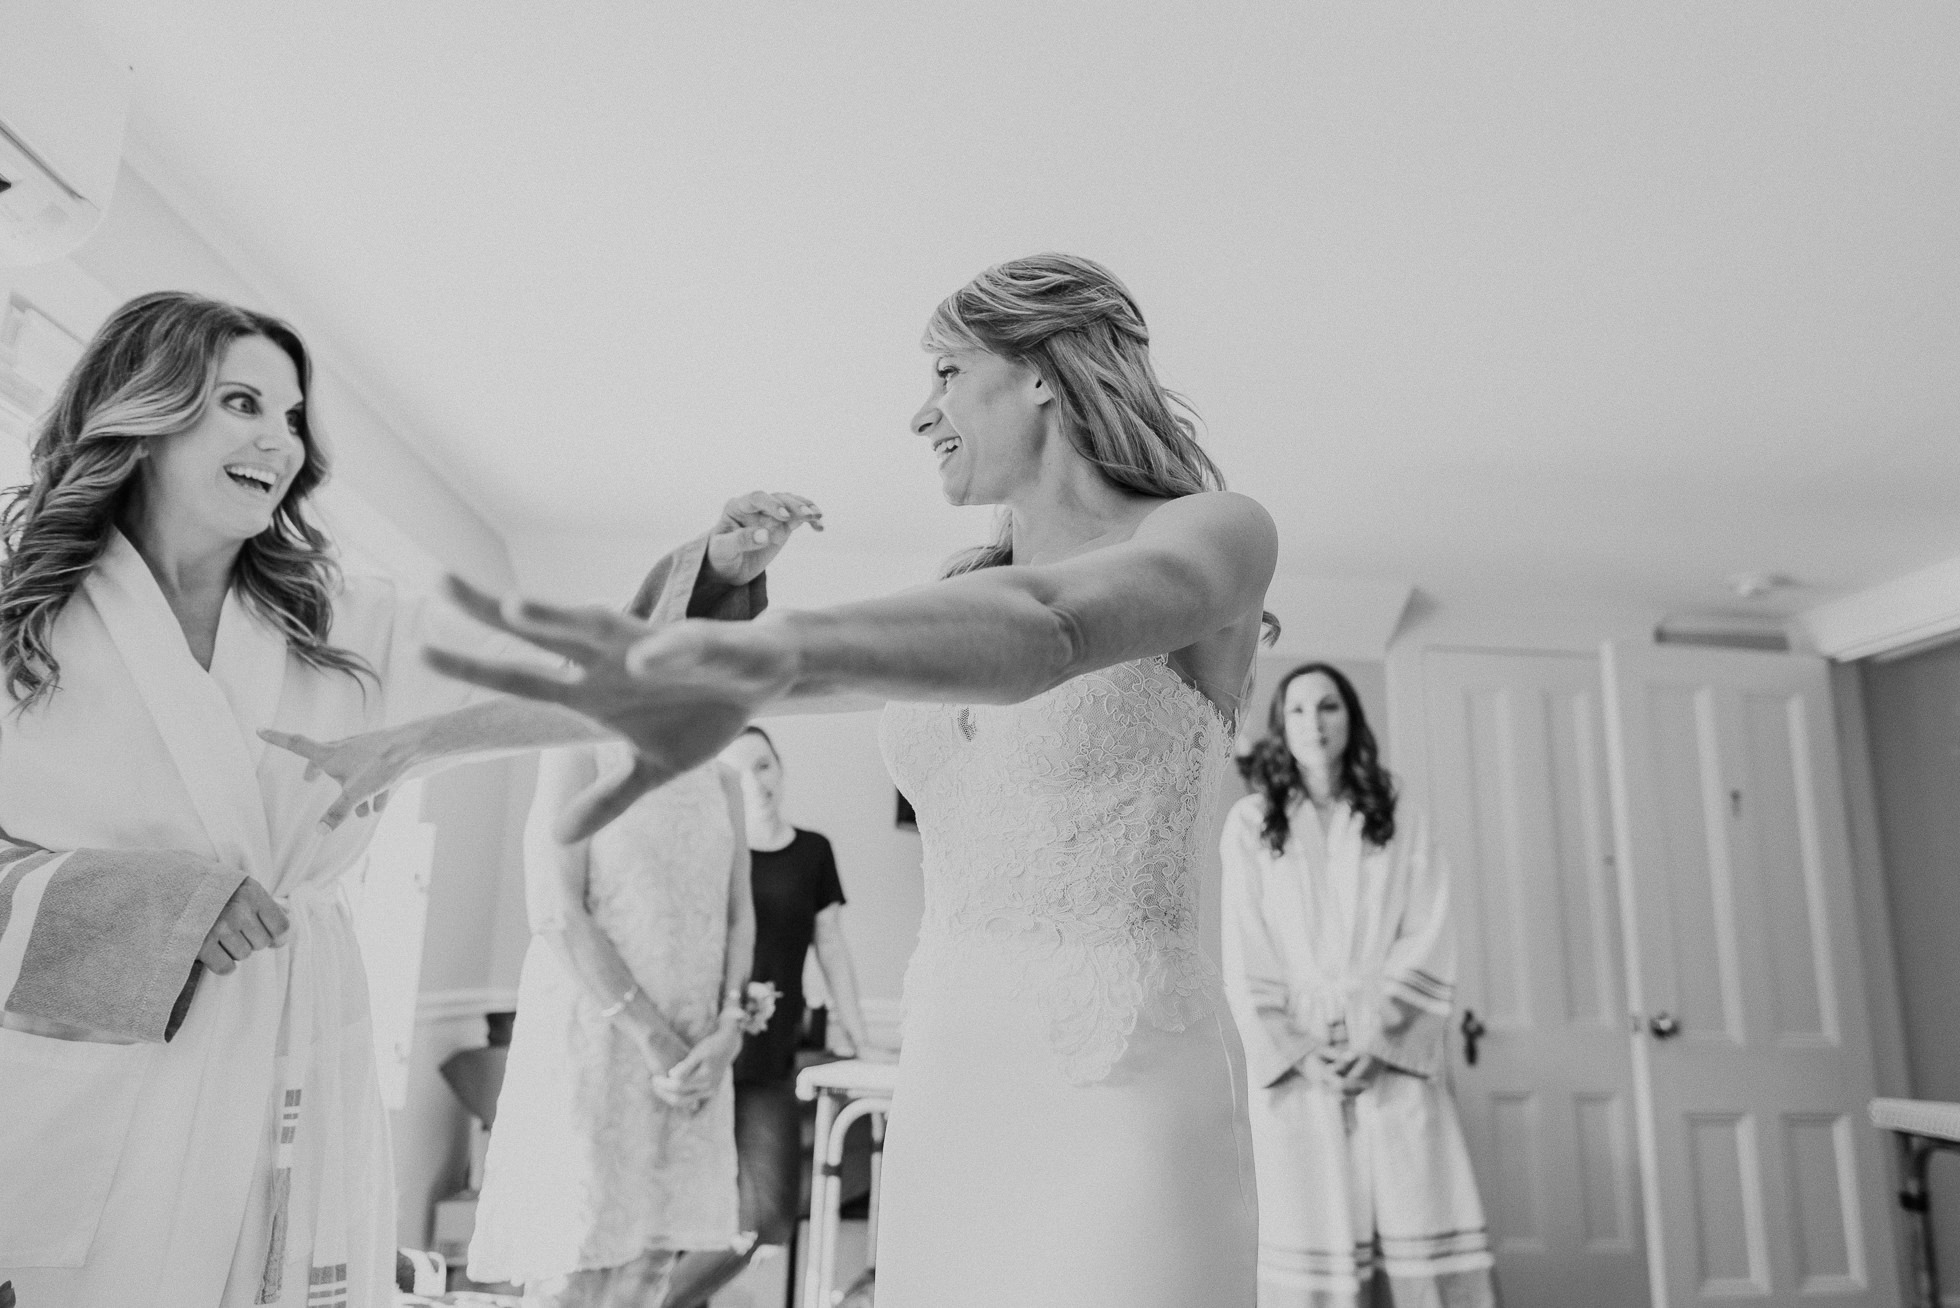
left=1799, top=554, right=1960, bottom=661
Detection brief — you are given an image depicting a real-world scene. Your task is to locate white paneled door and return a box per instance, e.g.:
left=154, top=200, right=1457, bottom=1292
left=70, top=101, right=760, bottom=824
left=1600, top=643, right=1897, bottom=1307
left=1423, top=649, right=1649, bottom=1307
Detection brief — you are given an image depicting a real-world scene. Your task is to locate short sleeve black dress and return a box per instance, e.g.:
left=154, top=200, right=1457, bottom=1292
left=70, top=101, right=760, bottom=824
left=733, top=828, right=846, bottom=1086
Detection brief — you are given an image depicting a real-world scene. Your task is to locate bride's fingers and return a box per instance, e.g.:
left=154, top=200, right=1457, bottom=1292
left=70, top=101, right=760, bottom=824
left=423, top=646, right=583, bottom=703
left=441, top=577, right=623, bottom=663
left=557, top=755, right=675, bottom=843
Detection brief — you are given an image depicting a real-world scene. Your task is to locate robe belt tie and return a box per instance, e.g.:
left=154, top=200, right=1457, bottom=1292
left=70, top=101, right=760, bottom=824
left=275, top=880, right=348, bottom=911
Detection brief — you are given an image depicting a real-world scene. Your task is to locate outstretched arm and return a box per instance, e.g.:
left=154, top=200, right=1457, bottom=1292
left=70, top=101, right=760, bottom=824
left=266, top=491, right=821, bottom=829
left=431, top=490, right=1276, bottom=839
left=764, top=491, right=1275, bottom=705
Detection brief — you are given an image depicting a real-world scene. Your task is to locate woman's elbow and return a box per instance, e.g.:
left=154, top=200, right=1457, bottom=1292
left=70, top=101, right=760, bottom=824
left=990, top=602, right=1085, bottom=704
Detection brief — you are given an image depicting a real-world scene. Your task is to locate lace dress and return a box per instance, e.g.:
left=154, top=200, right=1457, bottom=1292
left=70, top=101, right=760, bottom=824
left=469, top=756, right=740, bottom=1289
left=875, top=655, right=1259, bottom=1308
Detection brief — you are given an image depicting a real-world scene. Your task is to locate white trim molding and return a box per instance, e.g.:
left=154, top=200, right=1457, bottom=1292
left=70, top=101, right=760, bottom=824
left=416, top=986, right=520, bottom=1026
left=1800, top=554, right=1960, bottom=661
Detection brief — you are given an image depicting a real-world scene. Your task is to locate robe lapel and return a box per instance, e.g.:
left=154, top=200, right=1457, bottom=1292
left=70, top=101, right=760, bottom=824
left=210, top=584, right=290, bottom=775
left=1290, top=803, right=1333, bottom=958
left=82, top=531, right=277, bottom=876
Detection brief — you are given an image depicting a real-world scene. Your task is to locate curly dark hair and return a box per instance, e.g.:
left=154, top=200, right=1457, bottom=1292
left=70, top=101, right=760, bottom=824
left=1238, top=661, right=1397, bottom=855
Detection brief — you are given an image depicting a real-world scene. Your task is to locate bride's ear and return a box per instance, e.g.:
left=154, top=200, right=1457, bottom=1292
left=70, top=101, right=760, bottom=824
left=1027, top=369, right=1054, bottom=407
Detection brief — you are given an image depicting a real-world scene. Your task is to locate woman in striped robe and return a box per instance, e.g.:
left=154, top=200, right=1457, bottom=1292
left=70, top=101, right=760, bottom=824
left=1221, top=662, right=1496, bottom=1308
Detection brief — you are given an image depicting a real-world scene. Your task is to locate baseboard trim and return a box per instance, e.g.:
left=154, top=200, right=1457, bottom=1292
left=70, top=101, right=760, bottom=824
left=417, top=987, right=519, bottom=1026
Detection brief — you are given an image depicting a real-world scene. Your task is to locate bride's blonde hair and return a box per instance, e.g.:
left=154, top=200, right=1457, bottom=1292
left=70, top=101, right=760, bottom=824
left=925, top=253, right=1277, bottom=640
left=0, top=291, right=372, bottom=707
left=926, top=253, right=1218, bottom=573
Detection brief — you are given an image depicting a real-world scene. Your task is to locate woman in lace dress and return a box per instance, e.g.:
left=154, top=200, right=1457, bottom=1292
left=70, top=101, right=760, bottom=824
left=291, top=254, right=1278, bottom=1307
left=465, top=748, right=753, bottom=1307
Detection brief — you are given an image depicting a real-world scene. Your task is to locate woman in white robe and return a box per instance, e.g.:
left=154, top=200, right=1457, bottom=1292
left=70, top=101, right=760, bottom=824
left=0, top=292, right=782, bottom=1308
left=1221, top=662, right=1496, bottom=1308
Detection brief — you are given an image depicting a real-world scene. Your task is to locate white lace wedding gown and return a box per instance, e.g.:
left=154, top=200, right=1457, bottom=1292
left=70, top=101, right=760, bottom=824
left=876, top=655, right=1259, bottom=1307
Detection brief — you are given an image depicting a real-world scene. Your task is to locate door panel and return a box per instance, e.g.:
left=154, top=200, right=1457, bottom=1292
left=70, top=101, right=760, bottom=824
left=1601, top=643, right=1896, bottom=1307
left=1423, top=649, right=1648, bottom=1306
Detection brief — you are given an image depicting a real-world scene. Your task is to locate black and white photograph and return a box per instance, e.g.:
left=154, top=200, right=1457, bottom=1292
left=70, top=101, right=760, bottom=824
left=1, top=4, right=1957, bottom=1307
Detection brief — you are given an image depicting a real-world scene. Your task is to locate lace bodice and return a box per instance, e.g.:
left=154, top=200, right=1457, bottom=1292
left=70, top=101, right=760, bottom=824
left=879, top=654, right=1234, bottom=1084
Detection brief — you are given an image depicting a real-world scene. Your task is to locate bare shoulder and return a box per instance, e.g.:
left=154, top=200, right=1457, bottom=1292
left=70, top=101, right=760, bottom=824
left=1133, top=491, right=1278, bottom=599
left=1135, top=489, right=1277, bottom=546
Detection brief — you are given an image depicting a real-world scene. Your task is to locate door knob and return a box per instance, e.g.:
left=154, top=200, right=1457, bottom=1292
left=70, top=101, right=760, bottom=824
left=1648, top=1012, right=1681, bottom=1039
left=1461, top=1009, right=1486, bottom=1066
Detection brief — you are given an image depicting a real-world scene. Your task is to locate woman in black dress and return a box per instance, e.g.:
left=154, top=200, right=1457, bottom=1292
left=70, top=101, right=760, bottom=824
left=665, top=726, right=888, bottom=1307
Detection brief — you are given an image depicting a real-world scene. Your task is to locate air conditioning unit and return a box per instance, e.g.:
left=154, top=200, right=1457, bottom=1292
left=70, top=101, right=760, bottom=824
left=0, top=0, right=131, bottom=267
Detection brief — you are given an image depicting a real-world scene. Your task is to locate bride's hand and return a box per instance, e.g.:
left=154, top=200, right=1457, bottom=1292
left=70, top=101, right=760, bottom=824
left=423, top=577, right=799, bottom=841
left=260, top=725, right=416, bottom=830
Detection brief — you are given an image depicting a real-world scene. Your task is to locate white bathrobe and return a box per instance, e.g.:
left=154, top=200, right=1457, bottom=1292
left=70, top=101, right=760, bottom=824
left=1220, top=794, right=1494, bottom=1308
left=0, top=529, right=751, bottom=1308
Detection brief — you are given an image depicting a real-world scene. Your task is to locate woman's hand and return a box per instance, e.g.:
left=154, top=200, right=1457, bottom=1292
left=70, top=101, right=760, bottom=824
left=198, top=877, right=292, bottom=975
left=1302, top=1044, right=1350, bottom=1091
left=260, top=725, right=416, bottom=830
left=704, top=491, right=823, bottom=587
left=1303, top=1044, right=1381, bottom=1096
left=1378, top=994, right=1419, bottom=1037
left=1337, top=1052, right=1383, bottom=1097
left=651, top=1024, right=742, bottom=1112
left=424, top=579, right=800, bottom=841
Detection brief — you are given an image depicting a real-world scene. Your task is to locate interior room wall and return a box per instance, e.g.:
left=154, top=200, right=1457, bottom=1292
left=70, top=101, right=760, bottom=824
left=51, top=160, right=533, bottom=1246
left=1859, top=639, right=1960, bottom=1281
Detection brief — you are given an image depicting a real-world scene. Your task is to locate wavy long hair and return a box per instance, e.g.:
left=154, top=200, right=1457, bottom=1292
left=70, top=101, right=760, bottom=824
left=1240, top=661, right=1397, bottom=855
left=924, top=253, right=1279, bottom=643
left=0, top=290, right=372, bottom=708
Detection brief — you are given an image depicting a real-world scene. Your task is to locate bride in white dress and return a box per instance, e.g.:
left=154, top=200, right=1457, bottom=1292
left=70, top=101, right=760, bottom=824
left=286, top=255, right=1277, bottom=1306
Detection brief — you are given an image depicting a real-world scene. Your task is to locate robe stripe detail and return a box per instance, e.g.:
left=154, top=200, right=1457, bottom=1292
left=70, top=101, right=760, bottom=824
left=307, top=1262, right=349, bottom=1307
left=257, top=1168, right=292, bottom=1304
left=258, top=1087, right=306, bottom=1303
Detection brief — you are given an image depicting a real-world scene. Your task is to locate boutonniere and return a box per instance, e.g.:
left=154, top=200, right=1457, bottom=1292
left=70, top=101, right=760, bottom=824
left=737, top=981, right=780, bottom=1035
